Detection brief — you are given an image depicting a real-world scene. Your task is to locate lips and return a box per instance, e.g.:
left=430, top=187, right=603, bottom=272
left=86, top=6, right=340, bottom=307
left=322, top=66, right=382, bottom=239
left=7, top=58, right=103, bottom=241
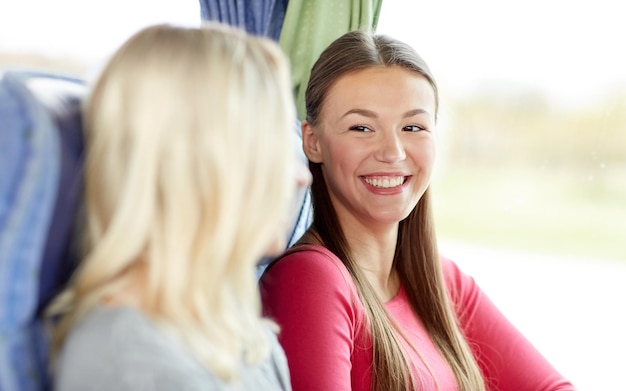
left=362, top=175, right=406, bottom=189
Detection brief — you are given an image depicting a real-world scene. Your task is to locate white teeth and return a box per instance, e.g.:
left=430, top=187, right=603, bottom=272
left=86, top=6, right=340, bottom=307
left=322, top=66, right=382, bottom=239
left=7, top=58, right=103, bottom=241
left=364, top=176, right=405, bottom=188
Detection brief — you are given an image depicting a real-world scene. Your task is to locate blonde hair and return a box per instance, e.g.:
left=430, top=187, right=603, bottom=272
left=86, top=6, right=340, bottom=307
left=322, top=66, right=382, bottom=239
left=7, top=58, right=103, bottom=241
left=49, top=22, right=296, bottom=381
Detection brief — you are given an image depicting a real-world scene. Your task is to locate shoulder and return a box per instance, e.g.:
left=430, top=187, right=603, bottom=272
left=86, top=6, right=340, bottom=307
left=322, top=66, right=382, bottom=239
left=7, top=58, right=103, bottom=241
left=440, top=255, right=480, bottom=309
left=55, top=306, right=165, bottom=370
left=439, top=255, right=493, bottom=327
left=54, top=306, right=212, bottom=390
left=55, top=307, right=292, bottom=391
left=261, top=244, right=355, bottom=293
left=440, top=255, right=465, bottom=290
left=259, top=244, right=362, bottom=326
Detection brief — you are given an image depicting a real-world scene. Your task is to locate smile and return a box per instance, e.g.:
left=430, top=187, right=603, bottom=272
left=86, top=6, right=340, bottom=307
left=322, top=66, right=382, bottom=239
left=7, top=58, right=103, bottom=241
left=363, top=176, right=406, bottom=189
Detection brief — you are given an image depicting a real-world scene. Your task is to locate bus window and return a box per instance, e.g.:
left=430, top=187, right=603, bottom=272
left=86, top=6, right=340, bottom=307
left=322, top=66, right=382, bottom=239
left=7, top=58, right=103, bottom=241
left=378, top=2, right=626, bottom=390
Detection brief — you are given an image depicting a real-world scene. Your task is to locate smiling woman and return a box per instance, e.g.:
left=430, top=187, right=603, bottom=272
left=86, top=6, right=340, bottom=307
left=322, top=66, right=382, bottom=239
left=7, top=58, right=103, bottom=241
left=260, top=29, right=576, bottom=391
left=303, top=66, right=437, bottom=227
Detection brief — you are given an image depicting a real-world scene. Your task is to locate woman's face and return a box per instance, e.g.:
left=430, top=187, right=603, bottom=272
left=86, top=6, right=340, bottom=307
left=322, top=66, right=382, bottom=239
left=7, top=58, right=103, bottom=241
left=303, top=66, right=437, bottom=228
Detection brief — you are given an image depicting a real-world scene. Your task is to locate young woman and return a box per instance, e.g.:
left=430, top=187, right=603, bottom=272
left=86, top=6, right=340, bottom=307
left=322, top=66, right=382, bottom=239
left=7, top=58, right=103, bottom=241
left=260, top=30, right=576, bottom=391
left=49, top=22, right=304, bottom=390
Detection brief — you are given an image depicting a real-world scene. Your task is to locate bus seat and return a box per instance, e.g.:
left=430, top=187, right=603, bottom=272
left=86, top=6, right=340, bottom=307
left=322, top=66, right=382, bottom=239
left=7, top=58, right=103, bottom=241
left=0, top=67, right=312, bottom=389
left=256, top=120, right=313, bottom=272
left=285, top=120, right=313, bottom=248
left=0, top=70, right=85, bottom=391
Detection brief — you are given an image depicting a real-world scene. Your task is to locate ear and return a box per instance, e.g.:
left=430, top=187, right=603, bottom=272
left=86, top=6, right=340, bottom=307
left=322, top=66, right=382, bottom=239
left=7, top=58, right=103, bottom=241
left=302, top=120, right=323, bottom=163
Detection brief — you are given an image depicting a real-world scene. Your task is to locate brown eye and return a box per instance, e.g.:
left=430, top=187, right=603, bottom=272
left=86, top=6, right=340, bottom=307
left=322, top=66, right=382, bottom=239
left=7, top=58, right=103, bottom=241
left=403, top=125, right=426, bottom=132
left=349, top=125, right=372, bottom=132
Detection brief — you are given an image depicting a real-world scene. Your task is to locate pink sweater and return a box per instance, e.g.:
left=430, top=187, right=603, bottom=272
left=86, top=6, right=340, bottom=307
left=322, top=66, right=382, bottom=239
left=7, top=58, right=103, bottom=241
left=260, top=244, right=576, bottom=391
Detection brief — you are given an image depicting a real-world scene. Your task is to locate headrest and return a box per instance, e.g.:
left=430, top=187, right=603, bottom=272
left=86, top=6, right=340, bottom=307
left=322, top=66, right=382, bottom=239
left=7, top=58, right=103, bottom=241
left=0, top=70, right=86, bottom=317
left=0, top=69, right=85, bottom=391
left=24, top=73, right=86, bottom=314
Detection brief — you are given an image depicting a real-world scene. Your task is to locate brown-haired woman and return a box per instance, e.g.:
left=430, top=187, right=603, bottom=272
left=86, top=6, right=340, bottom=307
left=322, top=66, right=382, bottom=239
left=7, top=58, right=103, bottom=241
left=260, top=29, right=576, bottom=391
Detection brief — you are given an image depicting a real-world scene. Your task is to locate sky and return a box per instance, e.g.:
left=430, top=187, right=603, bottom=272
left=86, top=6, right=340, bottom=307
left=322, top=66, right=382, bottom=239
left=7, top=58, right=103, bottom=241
left=1, top=0, right=625, bottom=109
left=376, top=0, right=626, bottom=109
left=0, top=0, right=200, bottom=61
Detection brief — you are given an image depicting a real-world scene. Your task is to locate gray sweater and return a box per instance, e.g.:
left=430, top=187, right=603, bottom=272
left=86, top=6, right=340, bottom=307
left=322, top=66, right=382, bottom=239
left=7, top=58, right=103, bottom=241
left=53, top=306, right=292, bottom=391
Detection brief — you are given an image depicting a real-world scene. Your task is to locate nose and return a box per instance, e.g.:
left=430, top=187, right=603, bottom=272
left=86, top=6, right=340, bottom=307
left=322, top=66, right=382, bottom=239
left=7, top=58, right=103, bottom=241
left=375, top=131, right=406, bottom=163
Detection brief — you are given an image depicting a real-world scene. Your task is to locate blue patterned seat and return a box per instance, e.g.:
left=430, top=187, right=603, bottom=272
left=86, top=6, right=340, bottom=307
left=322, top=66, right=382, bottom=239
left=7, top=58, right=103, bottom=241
left=0, top=68, right=312, bottom=390
left=0, top=70, right=85, bottom=391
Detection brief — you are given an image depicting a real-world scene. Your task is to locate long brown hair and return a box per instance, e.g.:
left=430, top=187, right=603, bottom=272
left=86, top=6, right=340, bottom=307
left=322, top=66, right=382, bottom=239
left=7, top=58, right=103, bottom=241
left=305, top=30, right=485, bottom=391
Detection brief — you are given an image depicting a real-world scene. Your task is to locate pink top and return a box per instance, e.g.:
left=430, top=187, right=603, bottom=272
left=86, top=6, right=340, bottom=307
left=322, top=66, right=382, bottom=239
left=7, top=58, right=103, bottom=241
left=260, top=244, right=576, bottom=391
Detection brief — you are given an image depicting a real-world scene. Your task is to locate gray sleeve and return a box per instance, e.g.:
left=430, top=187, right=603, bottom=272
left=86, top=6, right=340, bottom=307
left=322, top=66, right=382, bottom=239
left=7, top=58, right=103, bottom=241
left=55, top=352, right=213, bottom=391
left=54, top=308, right=212, bottom=391
left=267, top=330, right=293, bottom=391
left=54, top=308, right=292, bottom=391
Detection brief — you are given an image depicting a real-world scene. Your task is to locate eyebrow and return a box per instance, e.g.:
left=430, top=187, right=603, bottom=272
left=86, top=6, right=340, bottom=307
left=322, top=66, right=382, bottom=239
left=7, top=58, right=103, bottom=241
left=341, top=108, right=430, bottom=118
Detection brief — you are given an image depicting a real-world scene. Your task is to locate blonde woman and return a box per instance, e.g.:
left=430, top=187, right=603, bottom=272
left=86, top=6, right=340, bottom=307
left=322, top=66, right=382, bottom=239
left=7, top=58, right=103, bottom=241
left=49, top=23, right=303, bottom=390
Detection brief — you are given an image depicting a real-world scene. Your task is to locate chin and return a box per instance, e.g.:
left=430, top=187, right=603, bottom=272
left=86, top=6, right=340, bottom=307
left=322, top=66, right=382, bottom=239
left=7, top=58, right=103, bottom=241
left=371, top=210, right=412, bottom=225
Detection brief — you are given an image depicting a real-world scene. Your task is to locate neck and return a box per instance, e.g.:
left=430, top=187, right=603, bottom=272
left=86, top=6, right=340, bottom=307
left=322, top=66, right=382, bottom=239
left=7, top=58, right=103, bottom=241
left=347, top=227, right=399, bottom=301
left=303, top=225, right=400, bottom=302
left=302, top=207, right=402, bottom=301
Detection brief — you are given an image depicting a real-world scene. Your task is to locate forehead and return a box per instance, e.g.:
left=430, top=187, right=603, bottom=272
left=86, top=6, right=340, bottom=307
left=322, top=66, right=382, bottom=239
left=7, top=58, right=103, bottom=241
left=321, top=66, right=436, bottom=117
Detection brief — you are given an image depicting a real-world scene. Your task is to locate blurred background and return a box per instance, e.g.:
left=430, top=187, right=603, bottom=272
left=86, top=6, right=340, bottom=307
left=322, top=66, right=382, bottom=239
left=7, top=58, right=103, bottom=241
left=379, top=3, right=626, bottom=390
left=1, top=1, right=624, bottom=389
left=377, top=0, right=626, bottom=263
